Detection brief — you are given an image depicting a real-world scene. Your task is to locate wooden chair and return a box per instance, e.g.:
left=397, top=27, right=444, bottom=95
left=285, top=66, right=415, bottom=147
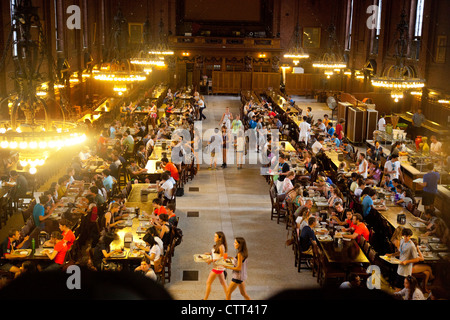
left=318, top=253, right=346, bottom=287
left=367, top=246, right=378, bottom=265
left=285, top=201, right=296, bottom=231
left=269, top=186, right=278, bottom=221
left=311, top=242, right=322, bottom=281
left=117, top=164, right=129, bottom=190
left=16, top=178, right=36, bottom=211
left=156, top=244, right=173, bottom=286
left=0, top=197, right=10, bottom=227
left=273, top=191, right=287, bottom=225
left=295, top=239, right=313, bottom=273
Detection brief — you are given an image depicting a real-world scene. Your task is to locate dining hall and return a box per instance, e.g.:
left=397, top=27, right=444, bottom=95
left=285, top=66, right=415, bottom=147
left=0, top=0, right=449, bottom=302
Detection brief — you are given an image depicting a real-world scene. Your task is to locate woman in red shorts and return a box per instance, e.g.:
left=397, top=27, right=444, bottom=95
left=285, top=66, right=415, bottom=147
left=202, top=231, right=228, bottom=300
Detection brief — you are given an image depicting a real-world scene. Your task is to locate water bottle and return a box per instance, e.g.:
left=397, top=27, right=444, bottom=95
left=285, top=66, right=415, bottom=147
left=31, top=238, right=35, bottom=255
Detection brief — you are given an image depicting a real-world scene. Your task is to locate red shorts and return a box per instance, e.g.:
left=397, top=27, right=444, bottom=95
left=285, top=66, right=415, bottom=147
left=212, top=269, right=224, bottom=275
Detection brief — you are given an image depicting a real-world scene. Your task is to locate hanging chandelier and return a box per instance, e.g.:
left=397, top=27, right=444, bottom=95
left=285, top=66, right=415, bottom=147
left=371, top=10, right=425, bottom=102
left=313, top=24, right=347, bottom=77
left=283, top=0, right=309, bottom=66
left=93, top=8, right=147, bottom=88
left=130, top=9, right=174, bottom=73
left=283, top=23, right=309, bottom=66
left=0, top=0, right=86, bottom=174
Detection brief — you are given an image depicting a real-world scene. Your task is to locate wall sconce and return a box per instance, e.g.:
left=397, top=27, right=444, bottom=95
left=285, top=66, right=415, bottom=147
left=182, top=52, right=190, bottom=56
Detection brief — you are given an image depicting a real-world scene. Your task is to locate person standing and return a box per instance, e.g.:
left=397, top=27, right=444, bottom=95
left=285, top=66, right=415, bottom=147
left=412, top=108, right=425, bottom=137
left=197, top=96, right=207, bottom=121
left=224, top=237, right=251, bottom=300
left=386, top=228, right=420, bottom=290
left=429, top=136, right=442, bottom=155
left=276, top=153, right=290, bottom=193
left=236, top=130, right=245, bottom=170
left=417, top=163, right=440, bottom=211
left=220, top=107, right=233, bottom=130
left=203, top=232, right=228, bottom=300
left=298, top=116, right=311, bottom=144
left=357, top=153, right=369, bottom=179
left=384, top=154, right=403, bottom=182
left=336, top=119, right=345, bottom=140
left=378, top=113, right=386, bottom=132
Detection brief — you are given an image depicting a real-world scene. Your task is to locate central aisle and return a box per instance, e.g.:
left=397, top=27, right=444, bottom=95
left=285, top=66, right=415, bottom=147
left=165, top=95, right=320, bottom=300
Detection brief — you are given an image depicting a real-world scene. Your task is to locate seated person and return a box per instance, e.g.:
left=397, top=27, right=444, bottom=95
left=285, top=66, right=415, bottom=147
left=354, top=178, right=366, bottom=198
left=134, top=257, right=157, bottom=281
left=331, top=133, right=341, bottom=148
left=157, top=172, right=174, bottom=205
left=340, top=139, right=355, bottom=160
left=349, top=173, right=360, bottom=193
left=161, top=157, right=179, bottom=181
left=79, top=146, right=92, bottom=162
left=342, top=213, right=370, bottom=242
left=152, top=198, right=167, bottom=216
left=57, top=175, right=70, bottom=198
left=383, top=174, right=395, bottom=192
left=326, top=122, right=335, bottom=137
left=331, top=208, right=355, bottom=230
left=33, top=194, right=56, bottom=231
left=7, top=170, right=29, bottom=196
left=166, top=203, right=178, bottom=227
left=128, top=159, right=148, bottom=182
left=102, top=169, right=115, bottom=193
left=0, top=229, right=29, bottom=278
left=366, top=160, right=382, bottom=186
left=41, top=231, right=69, bottom=271
left=299, top=216, right=318, bottom=256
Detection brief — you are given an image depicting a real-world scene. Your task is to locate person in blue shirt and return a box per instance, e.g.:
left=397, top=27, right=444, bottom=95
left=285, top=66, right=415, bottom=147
left=102, top=169, right=115, bottom=193
left=327, top=122, right=335, bottom=137
left=383, top=175, right=395, bottom=192
left=248, top=115, right=257, bottom=129
left=362, top=189, right=377, bottom=219
left=33, top=195, right=53, bottom=230
left=418, top=163, right=440, bottom=211
left=332, top=133, right=341, bottom=148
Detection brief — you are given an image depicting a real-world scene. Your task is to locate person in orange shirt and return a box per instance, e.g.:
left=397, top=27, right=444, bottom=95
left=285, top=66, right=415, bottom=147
left=152, top=198, right=167, bottom=216
left=42, top=231, right=68, bottom=271
left=161, top=157, right=179, bottom=181
left=343, top=213, right=370, bottom=242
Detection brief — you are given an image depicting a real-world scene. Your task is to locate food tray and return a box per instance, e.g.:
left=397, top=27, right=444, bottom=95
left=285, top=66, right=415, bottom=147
left=318, top=235, right=332, bottom=241
left=13, top=249, right=31, bottom=256
left=109, top=251, right=127, bottom=259
left=380, top=255, right=401, bottom=264
left=410, top=222, right=426, bottom=228
left=422, top=251, right=440, bottom=261
left=128, top=250, right=145, bottom=258
left=194, top=254, right=211, bottom=263
left=428, top=243, right=449, bottom=251
left=34, top=249, right=54, bottom=257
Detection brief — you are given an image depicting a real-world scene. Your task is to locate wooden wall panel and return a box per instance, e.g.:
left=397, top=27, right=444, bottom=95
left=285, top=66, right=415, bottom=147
left=252, top=73, right=280, bottom=92
left=212, top=71, right=280, bottom=94
left=285, top=73, right=322, bottom=95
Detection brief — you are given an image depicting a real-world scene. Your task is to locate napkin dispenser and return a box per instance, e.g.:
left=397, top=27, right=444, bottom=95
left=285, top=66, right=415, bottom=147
left=337, top=152, right=344, bottom=161
left=124, top=232, right=133, bottom=248
left=140, top=189, right=150, bottom=202
left=397, top=213, right=406, bottom=225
